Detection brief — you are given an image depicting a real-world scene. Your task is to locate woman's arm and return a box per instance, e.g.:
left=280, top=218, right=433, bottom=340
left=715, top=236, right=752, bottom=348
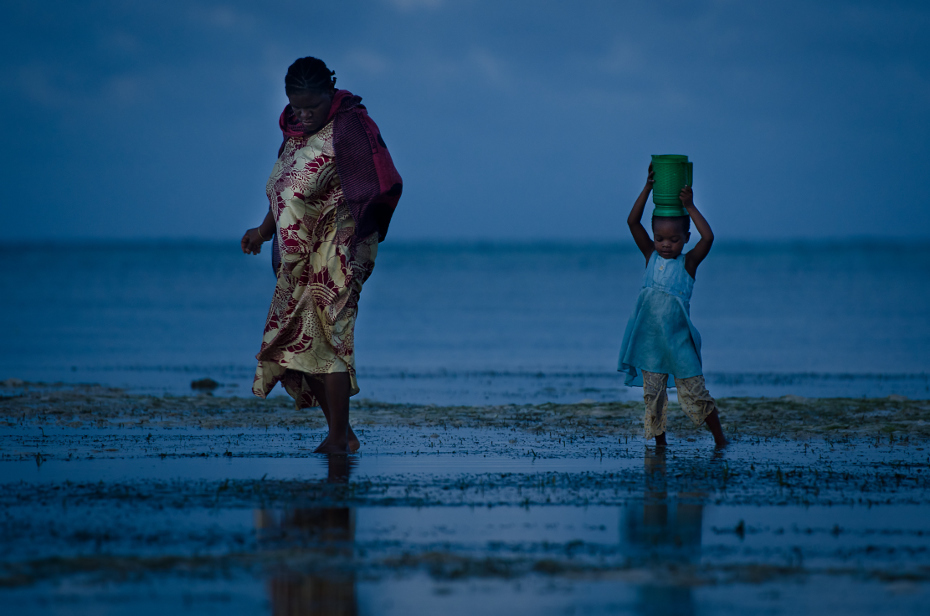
left=241, top=209, right=276, bottom=255
left=682, top=186, right=714, bottom=278
left=628, top=164, right=656, bottom=262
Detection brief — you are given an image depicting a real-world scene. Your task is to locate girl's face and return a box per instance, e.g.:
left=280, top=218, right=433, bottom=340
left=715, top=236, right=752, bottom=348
left=652, top=219, right=690, bottom=260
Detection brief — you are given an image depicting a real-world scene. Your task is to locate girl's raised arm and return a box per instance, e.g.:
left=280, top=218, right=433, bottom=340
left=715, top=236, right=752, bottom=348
left=682, top=186, right=714, bottom=278
left=628, top=164, right=656, bottom=262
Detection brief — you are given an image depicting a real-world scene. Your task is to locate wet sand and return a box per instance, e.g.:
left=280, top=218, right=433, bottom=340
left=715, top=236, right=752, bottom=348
left=2, top=384, right=930, bottom=614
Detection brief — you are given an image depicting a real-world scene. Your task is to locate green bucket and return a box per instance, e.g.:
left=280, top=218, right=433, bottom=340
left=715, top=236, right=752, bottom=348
left=651, top=154, right=692, bottom=217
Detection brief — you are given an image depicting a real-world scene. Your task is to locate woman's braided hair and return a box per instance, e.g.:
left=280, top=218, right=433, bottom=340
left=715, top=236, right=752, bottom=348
left=284, top=57, right=336, bottom=95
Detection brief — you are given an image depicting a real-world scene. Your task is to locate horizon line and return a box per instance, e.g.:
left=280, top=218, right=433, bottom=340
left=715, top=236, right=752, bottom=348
left=3, top=236, right=924, bottom=249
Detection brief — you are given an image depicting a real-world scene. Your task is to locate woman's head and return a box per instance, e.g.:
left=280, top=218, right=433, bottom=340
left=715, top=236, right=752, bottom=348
left=285, top=57, right=337, bottom=134
left=651, top=215, right=691, bottom=259
left=285, top=57, right=336, bottom=94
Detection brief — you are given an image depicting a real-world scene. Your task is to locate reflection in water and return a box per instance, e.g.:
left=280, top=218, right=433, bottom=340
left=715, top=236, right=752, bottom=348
left=623, top=449, right=706, bottom=616
left=252, top=451, right=707, bottom=614
left=255, top=455, right=357, bottom=616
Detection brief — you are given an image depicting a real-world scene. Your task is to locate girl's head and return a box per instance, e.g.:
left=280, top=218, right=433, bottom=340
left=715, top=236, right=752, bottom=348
left=651, top=215, right=691, bottom=259
left=285, top=57, right=337, bottom=134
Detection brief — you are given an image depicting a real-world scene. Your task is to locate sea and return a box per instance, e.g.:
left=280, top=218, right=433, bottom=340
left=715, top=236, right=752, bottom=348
left=1, top=241, right=928, bottom=404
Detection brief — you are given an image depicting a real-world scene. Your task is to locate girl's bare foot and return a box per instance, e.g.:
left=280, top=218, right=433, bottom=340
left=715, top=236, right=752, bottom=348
left=704, top=409, right=728, bottom=449
left=655, top=432, right=667, bottom=448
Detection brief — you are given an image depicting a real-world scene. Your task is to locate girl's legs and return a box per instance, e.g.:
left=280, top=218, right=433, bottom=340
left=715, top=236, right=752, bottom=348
left=674, top=375, right=728, bottom=449
left=306, top=372, right=359, bottom=453
left=642, top=371, right=669, bottom=447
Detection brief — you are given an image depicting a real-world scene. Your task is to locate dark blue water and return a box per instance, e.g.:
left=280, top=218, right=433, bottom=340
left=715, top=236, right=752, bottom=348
left=1, top=241, right=928, bottom=402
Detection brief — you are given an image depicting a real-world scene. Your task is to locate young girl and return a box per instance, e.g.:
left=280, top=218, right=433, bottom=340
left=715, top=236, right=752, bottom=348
left=618, top=164, right=727, bottom=449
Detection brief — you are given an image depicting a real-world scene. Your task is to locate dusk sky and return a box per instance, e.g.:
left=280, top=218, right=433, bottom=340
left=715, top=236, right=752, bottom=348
left=2, top=0, right=928, bottom=241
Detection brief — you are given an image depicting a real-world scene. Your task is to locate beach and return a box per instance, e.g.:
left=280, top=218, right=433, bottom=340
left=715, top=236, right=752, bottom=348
left=2, top=241, right=929, bottom=613
left=5, top=0, right=930, bottom=609
left=3, top=382, right=930, bottom=614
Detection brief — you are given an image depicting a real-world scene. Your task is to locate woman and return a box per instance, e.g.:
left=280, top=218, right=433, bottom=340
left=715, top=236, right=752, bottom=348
left=241, top=57, right=402, bottom=454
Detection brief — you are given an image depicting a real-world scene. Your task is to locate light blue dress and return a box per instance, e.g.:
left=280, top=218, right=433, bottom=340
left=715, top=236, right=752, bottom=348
left=618, top=252, right=703, bottom=387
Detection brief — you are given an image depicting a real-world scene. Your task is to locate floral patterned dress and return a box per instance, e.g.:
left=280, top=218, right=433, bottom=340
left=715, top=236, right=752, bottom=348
left=252, top=120, right=378, bottom=408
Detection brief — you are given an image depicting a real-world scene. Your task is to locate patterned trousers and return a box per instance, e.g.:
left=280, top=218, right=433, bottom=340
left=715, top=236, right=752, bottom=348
left=641, top=371, right=717, bottom=439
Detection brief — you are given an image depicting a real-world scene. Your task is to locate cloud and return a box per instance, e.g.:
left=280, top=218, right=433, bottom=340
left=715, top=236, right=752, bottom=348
left=102, top=74, right=144, bottom=105
left=3, top=0, right=929, bottom=240
left=384, top=0, right=444, bottom=11
left=6, top=61, right=149, bottom=109
left=595, top=40, right=647, bottom=77
left=10, top=62, right=59, bottom=107
left=467, top=48, right=513, bottom=91
left=387, top=47, right=516, bottom=92
left=344, top=50, right=392, bottom=76
left=186, top=4, right=257, bottom=32
left=101, top=31, right=141, bottom=55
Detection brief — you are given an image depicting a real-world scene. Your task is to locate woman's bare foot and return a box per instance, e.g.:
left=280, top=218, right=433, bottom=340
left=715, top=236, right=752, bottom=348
left=315, top=422, right=358, bottom=452
left=309, top=372, right=354, bottom=454
left=313, top=433, right=350, bottom=454
left=654, top=432, right=668, bottom=448
left=312, top=432, right=356, bottom=453
left=704, top=409, right=728, bottom=449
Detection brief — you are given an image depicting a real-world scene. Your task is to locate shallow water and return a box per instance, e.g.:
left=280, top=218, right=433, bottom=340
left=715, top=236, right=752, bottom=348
left=2, top=239, right=929, bottom=613
left=6, top=574, right=930, bottom=616
left=3, top=419, right=930, bottom=615
left=2, top=241, right=928, bottom=402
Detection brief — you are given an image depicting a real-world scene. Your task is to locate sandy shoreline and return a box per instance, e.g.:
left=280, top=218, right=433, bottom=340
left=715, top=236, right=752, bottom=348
left=2, top=382, right=929, bottom=440
left=3, top=382, right=930, bottom=613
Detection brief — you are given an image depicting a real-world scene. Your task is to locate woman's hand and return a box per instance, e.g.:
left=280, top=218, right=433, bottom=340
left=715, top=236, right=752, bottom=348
left=241, top=228, right=267, bottom=255
left=679, top=185, right=694, bottom=208
left=646, top=163, right=655, bottom=190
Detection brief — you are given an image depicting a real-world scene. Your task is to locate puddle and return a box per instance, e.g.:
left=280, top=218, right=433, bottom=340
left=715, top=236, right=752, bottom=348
left=5, top=572, right=930, bottom=616
left=3, top=390, right=930, bottom=614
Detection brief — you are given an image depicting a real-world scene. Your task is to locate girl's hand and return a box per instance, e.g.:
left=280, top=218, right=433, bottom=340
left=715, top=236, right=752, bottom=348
left=646, top=163, right=655, bottom=188
left=680, top=185, right=694, bottom=208
left=241, top=228, right=267, bottom=255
